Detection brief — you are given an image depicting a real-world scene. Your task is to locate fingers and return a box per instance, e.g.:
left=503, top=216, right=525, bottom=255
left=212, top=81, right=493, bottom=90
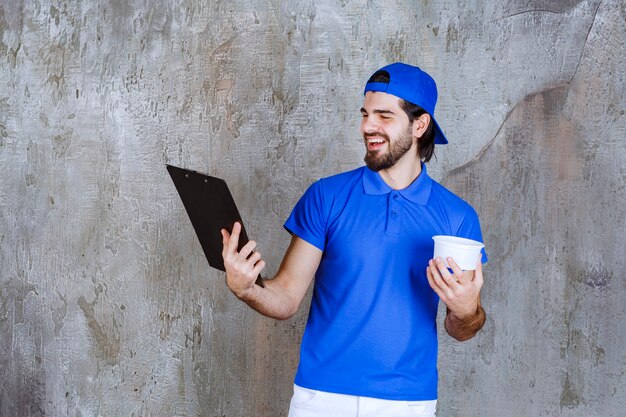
left=426, top=263, right=442, bottom=297
left=474, top=260, right=484, bottom=289
left=431, top=257, right=460, bottom=288
left=227, top=221, right=242, bottom=255
left=427, top=259, right=451, bottom=301
left=221, top=222, right=266, bottom=296
left=238, top=240, right=258, bottom=262
left=446, top=257, right=464, bottom=284
left=222, top=224, right=260, bottom=268
left=222, top=222, right=258, bottom=259
left=251, top=258, right=266, bottom=277
left=221, top=227, right=231, bottom=258
left=245, top=249, right=262, bottom=267
left=427, top=256, right=483, bottom=319
left=221, top=222, right=239, bottom=259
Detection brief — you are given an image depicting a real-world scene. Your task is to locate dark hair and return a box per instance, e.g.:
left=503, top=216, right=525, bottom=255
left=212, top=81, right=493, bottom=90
left=400, top=100, right=435, bottom=162
left=367, top=70, right=436, bottom=162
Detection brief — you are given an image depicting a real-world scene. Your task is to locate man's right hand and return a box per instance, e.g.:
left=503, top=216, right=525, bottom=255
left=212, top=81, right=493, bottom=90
left=221, top=222, right=266, bottom=299
left=220, top=226, right=321, bottom=320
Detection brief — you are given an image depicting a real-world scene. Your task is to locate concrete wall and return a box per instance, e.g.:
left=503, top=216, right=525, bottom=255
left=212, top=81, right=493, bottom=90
left=1, top=0, right=623, bottom=416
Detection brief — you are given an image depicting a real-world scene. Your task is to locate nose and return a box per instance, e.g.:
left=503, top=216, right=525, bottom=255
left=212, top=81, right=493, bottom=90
left=361, top=115, right=381, bottom=135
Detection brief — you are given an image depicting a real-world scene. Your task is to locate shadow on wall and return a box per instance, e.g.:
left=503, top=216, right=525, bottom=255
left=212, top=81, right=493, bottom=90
left=442, top=77, right=622, bottom=414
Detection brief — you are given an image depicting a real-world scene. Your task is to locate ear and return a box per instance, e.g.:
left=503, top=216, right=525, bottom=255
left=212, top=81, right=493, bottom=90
left=412, top=113, right=431, bottom=140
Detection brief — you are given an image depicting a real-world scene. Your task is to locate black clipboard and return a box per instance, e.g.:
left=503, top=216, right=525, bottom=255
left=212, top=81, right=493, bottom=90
left=167, top=165, right=264, bottom=287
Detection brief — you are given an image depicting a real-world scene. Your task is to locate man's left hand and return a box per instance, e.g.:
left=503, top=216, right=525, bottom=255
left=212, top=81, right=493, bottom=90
left=426, top=256, right=483, bottom=318
left=427, top=257, right=486, bottom=340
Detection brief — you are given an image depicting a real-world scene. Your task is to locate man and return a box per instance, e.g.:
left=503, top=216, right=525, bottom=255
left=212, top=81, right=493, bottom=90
left=221, top=62, right=487, bottom=417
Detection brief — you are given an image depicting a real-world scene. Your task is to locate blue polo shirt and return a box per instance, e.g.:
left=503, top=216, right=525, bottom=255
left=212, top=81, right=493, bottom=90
left=284, top=164, right=487, bottom=401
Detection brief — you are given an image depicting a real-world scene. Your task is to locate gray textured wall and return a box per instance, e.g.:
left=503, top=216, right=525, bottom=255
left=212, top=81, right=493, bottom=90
left=1, top=1, right=624, bottom=416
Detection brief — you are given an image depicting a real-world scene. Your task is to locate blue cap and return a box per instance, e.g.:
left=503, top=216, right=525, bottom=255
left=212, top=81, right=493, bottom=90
left=364, top=62, right=448, bottom=145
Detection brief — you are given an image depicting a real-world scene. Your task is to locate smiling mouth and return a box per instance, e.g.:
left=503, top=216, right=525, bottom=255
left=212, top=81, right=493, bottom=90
left=366, top=137, right=387, bottom=151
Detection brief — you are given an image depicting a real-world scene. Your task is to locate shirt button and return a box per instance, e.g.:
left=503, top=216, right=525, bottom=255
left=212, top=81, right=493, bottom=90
left=391, top=210, right=397, bottom=217
left=393, top=194, right=399, bottom=200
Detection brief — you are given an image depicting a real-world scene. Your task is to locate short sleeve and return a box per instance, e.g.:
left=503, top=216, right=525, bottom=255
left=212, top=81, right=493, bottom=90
left=456, top=204, right=488, bottom=264
left=284, top=180, right=328, bottom=251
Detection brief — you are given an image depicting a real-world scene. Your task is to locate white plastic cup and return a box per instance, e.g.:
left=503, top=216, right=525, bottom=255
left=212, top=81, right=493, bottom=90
left=432, top=235, right=484, bottom=270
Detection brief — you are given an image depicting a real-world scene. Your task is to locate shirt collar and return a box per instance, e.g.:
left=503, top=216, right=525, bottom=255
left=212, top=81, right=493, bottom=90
left=362, top=162, right=433, bottom=205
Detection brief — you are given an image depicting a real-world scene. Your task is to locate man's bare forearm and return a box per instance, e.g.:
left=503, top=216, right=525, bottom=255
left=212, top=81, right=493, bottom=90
left=444, top=305, right=486, bottom=341
left=231, top=277, right=300, bottom=320
left=223, top=234, right=321, bottom=321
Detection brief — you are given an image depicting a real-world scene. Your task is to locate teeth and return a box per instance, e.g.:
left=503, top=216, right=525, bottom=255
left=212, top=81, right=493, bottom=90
left=368, top=138, right=385, bottom=144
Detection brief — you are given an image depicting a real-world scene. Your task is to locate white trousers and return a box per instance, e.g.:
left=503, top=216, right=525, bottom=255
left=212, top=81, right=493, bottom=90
left=287, top=385, right=437, bottom=417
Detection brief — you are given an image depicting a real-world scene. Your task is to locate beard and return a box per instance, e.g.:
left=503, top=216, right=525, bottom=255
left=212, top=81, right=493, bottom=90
left=364, top=127, right=414, bottom=172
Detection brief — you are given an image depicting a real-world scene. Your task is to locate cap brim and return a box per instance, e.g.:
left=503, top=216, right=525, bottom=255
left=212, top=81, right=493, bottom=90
left=432, top=117, right=448, bottom=145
